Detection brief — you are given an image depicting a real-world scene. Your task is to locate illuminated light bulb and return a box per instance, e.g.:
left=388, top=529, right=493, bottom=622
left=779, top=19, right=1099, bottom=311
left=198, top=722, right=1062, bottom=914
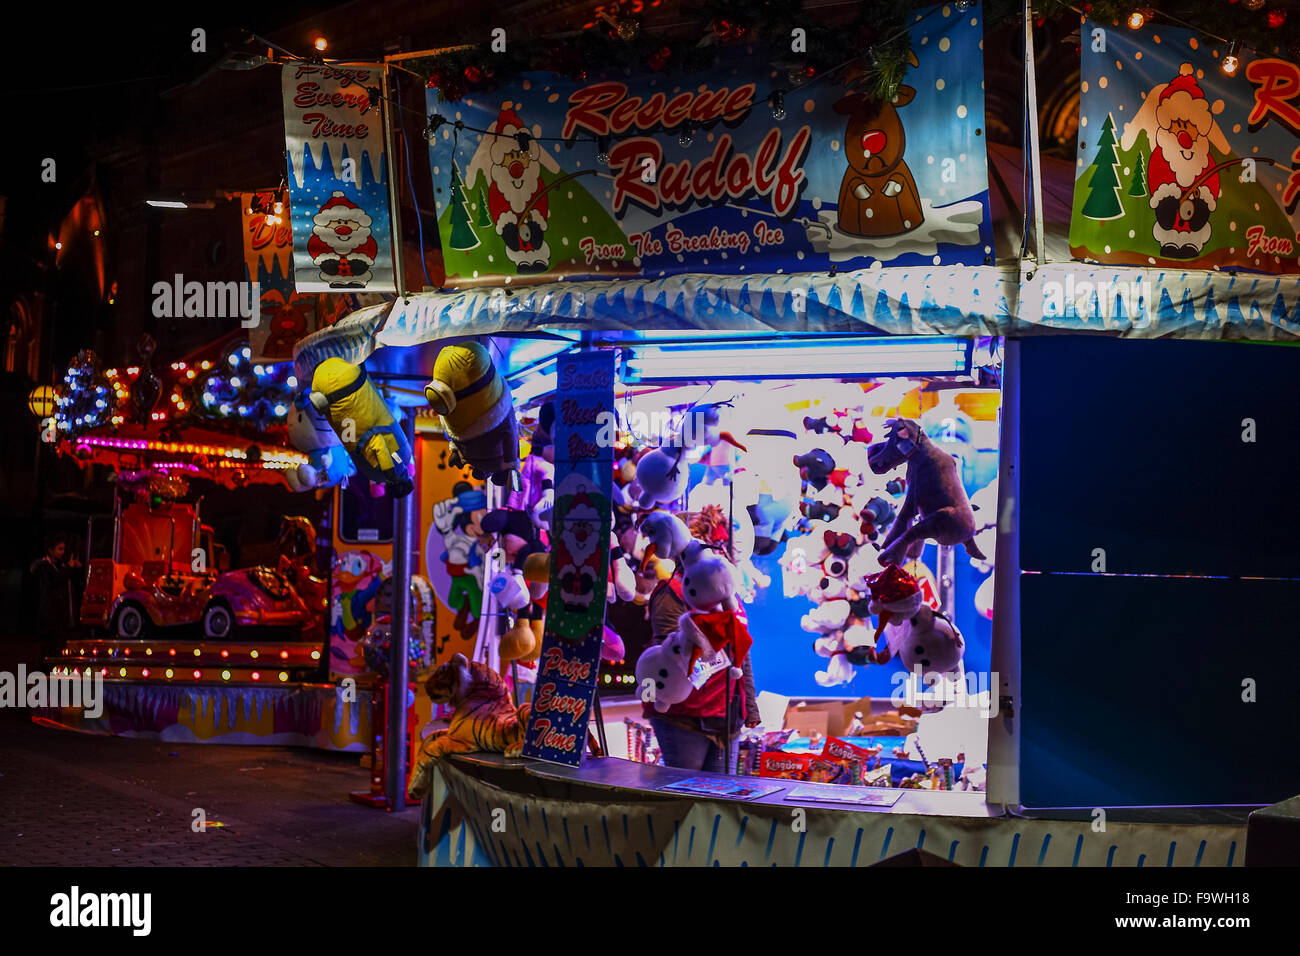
left=278, top=671, right=289, bottom=682
left=287, top=375, right=298, bottom=388
left=310, top=650, right=321, bottom=660
left=274, top=404, right=287, bottom=416
left=141, top=668, right=150, bottom=677
left=251, top=671, right=261, bottom=681
left=193, top=670, right=202, bottom=679
left=193, top=648, right=201, bottom=657
left=168, top=648, right=176, bottom=656
left=253, top=365, right=265, bottom=376
left=1127, top=9, right=1146, bottom=29
left=250, top=649, right=259, bottom=659
left=55, top=241, right=63, bottom=250
left=1221, top=41, right=1240, bottom=76
left=145, top=648, right=152, bottom=655
left=202, top=360, right=212, bottom=369
left=241, top=347, right=251, bottom=359
left=314, top=36, right=328, bottom=52
left=165, top=668, right=174, bottom=679
left=124, top=648, right=130, bottom=656
left=221, top=670, right=231, bottom=681
left=273, top=201, right=283, bottom=215
left=119, top=668, right=127, bottom=677
left=220, top=649, right=229, bottom=658
left=279, top=650, right=289, bottom=660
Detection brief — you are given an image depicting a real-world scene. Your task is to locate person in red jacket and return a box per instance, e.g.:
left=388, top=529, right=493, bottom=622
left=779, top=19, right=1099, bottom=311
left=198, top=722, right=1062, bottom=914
left=643, top=564, right=760, bottom=773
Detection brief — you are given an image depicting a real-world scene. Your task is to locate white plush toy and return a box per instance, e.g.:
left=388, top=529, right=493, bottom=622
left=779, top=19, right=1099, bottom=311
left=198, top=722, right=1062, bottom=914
left=801, top=598, right=851, bottom=634
left=634, top=631, right=696, bottom=713
left=635, top=446, right=690, bottom=508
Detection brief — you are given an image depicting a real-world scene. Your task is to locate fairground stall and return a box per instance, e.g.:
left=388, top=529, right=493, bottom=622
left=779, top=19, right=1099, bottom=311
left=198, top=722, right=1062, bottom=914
left=289, top=2, right=1297, bottom=862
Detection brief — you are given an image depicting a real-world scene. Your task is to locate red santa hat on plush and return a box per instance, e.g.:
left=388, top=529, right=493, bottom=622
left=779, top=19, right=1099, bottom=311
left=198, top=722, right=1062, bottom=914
left=866, top=564, right=924, bottom=643
left=313, top=191, right=373, bottom=228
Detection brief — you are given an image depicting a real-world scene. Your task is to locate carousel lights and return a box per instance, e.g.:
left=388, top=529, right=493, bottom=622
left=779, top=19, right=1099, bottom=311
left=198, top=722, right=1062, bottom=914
left=71, top=435, right=307, bottom=466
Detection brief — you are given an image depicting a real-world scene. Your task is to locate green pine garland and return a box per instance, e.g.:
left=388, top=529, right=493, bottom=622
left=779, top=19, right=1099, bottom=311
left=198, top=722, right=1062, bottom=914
left=409, top=0, right=1300, bottom=113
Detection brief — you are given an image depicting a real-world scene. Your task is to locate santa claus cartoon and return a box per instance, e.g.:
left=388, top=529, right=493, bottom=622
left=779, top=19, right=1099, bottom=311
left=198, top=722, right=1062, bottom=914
left=307, top=191, right=379, bottom=288
left=553, top=490, right=603, bottom=613
left=1123, top=64, right=1231, bottom=260
left=484, top=108, right=552, bottom=274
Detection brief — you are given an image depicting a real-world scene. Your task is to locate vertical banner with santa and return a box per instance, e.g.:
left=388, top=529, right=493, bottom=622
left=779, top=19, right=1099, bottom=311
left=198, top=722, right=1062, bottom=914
left=282, top=62, right=396, bottom=292
left=425, top=4, right=992, bottom=285
left=521, top=350, right=615, bottom=766
left=239, top=192, right=320, bottom=360
left=1072, top=22, right=1300, bottom=272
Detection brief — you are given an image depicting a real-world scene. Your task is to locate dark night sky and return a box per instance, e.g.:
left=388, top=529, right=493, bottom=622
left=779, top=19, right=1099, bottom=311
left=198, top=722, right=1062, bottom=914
left=6, top=3, right=336, bottom=230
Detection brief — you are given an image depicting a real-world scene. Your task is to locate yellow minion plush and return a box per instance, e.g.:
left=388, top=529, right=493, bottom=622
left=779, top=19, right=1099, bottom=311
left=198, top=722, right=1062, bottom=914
left=424, top=341, right=520, bottom=486
left=309, top=357, right=414, bottom=497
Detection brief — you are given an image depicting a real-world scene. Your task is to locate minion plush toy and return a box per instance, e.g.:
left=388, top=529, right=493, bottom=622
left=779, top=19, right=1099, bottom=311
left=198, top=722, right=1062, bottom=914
left=424, top=341, right=520, bottom=487
left=309, top=357, right=414, bottom=497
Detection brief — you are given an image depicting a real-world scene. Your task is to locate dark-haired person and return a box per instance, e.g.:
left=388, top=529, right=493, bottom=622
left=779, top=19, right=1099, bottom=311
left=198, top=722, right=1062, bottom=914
left=31, top=536, right=80, bottom=657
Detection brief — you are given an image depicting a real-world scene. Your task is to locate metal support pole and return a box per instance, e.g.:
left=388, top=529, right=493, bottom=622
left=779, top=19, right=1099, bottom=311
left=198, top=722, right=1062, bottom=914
left=986, top=339, right=1021, bottom=810
left=937, top=544, right=955, bottom=616
left=379, top=64, right=408, bottom=298
left=385, top=410, right=416, bottom=811
left=1023, top=0, right=1046, bottom=268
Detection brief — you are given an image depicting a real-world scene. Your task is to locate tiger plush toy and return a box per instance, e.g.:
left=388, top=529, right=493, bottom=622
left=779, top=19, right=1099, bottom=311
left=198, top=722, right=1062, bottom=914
left=408, top=653, right=530, bottom=798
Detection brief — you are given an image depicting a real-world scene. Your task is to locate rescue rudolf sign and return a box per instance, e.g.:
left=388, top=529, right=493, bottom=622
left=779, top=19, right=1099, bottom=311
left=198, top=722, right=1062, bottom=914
left=1071, top=21, right=1300, bottom=273
left=425, top=6, right=992, bottom=284
left=522, top=350, right=615, bottom=767
left=281, top=63, right=396, bottom=292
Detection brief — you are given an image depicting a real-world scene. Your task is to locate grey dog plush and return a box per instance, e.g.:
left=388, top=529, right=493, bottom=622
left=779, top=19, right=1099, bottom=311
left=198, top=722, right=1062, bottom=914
left=867, top=418, right=986, bottom=566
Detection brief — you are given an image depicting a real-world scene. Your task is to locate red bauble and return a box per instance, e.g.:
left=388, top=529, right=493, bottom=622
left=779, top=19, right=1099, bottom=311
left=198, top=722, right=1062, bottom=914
left=712, top=18, right=731, bottom=37
left=463, top=65, right=483, bottom=84
left=802, top=64, right=817, bottom=79
left=1269, top=9, right=1287, bottom=28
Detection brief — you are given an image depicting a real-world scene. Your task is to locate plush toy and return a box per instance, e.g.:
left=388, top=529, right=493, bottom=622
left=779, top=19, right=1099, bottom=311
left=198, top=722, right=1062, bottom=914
left=309, top=357, right=414, bottom=497
left=801, top=598, right=851, bottom=634
left=675, top=402, right=747, bottom=450
left=634, top=446, right=689, bottom=507
left=867, top=418, right=984, bottom=566
left=424, top=341, right=520, bottom=487
left=894, top=605, right=966, bottom=676
left=671, top=541, right=750, bottom=679
left=865, top=564, right=925, bottom=652
left=633, top=630, right=696, bottom=713
left=601, top=624, right=626, bottom=663
left=966, top=478, right=999, bottom=575
left=500, top=615, right=537, bottom=661
left=638, top=510, right=692, bottom=570
left=486, top=549, right=531, bottom=612
left=286, top=393, right=356, bottom=491
left=409, top=654, right=530, bottom=797
left=794, top=449, right=836, bottom=491
left=609, top=536, right=636, bottom=603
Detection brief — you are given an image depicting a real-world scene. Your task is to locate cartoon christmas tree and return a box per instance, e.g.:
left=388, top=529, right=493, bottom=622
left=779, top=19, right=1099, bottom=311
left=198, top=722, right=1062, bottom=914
left=1081, top=113, right=1123, bottom=219
left=447, top=163, right=479, bottom=250
left=1128, top=150, right=1148, bottom=198
left=476, top=187, right=492, bottom=228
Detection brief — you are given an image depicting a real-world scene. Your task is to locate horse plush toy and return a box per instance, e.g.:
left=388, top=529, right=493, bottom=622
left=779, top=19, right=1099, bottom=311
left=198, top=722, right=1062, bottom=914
left=867, top=418, right=984, bottom=566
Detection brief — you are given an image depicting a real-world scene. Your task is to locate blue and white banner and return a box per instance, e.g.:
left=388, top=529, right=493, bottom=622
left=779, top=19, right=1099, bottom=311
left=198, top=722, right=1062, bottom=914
left=283, top=62, right=396, bottom=292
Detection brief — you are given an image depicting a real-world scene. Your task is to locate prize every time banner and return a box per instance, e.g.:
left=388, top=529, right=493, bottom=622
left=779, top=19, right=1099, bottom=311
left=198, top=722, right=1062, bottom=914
left=426, top=4, right=993, bottom=283
left=1073, top=21, right=1300, bottom=272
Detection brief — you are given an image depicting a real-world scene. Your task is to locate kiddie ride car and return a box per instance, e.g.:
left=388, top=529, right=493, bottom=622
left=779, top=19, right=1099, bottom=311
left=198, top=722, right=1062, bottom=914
left=82, top=504, right=327, bottom=641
